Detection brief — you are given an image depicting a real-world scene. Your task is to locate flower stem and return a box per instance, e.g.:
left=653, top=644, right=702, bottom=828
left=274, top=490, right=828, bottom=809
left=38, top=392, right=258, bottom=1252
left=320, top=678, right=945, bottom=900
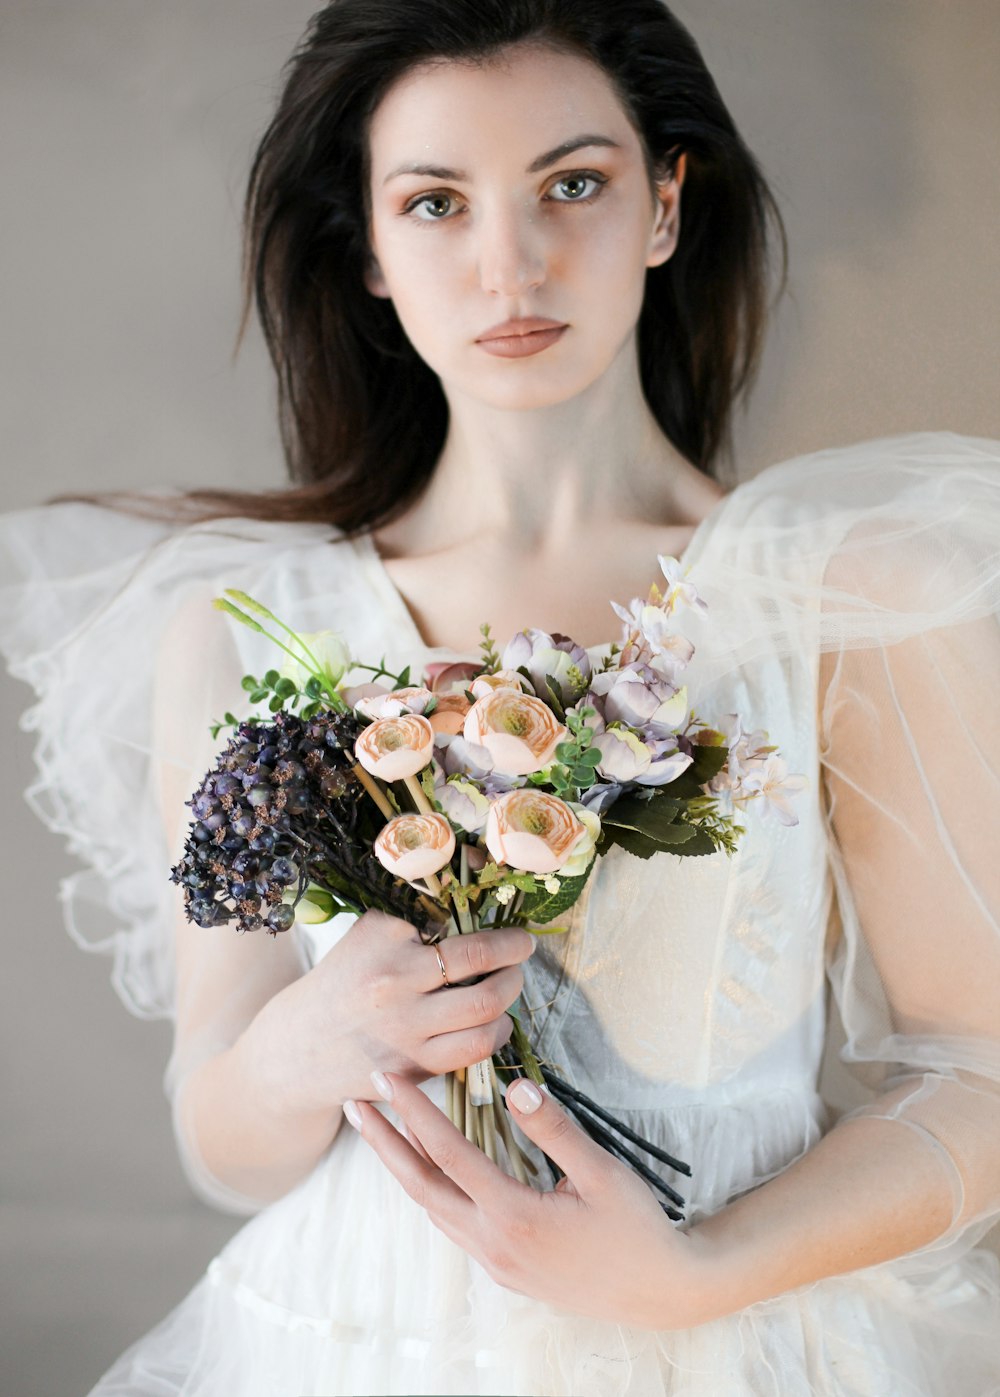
left=463, top=1072, right=476, bottom=1145
left=403, top=773, right=434, bottom=815
left=508, top=1008, right=545, bottom=1087
left=351, top=763, right=395, bottom=821
left=481, top=1096, right=497, bottom=1163
left=490, top=1061, right=531, bottom=1184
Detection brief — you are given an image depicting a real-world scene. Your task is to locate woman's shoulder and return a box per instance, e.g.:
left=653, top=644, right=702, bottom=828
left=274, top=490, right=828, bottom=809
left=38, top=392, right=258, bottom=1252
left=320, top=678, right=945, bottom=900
left=686, top=432, right=1000, bottom=685
left=0, top=495, right=375, bottom=696
left=728, top=430, right=1000, bottom=521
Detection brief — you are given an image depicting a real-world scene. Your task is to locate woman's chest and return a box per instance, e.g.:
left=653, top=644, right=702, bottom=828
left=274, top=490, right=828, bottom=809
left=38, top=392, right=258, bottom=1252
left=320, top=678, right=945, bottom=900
left=371, top=524, right=699, bottom=653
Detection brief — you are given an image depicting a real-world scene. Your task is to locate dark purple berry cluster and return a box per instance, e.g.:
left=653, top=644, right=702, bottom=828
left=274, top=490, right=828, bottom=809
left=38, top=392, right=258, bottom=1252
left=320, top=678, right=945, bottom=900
left=170, top=709, right=364, bottom=935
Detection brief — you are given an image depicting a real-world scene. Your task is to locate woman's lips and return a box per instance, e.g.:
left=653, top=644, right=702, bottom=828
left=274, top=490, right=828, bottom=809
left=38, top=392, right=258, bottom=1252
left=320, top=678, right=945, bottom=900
left=475, top=325, right=567, bottom=358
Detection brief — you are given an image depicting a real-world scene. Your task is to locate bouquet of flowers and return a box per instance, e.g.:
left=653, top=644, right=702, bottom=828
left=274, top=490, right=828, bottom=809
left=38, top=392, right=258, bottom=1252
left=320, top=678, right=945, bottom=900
left=170, top=555, right=805, bottom=1218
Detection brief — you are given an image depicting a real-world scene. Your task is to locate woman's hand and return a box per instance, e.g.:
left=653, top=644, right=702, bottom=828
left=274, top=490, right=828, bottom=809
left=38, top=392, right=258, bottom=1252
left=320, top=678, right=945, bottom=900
left=245, top=910, right=534, bottom=1115
left=345, top=1070, right=719, bottom=1331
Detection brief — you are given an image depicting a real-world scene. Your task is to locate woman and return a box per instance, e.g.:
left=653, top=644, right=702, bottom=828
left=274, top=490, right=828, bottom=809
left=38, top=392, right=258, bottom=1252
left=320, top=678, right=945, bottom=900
left=1, top=1, right=998, bottom=1393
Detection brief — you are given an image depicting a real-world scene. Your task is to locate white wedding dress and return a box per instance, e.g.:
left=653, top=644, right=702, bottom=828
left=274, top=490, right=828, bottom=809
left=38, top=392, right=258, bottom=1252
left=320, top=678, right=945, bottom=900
left=1, top=433, right=999, bottom=1396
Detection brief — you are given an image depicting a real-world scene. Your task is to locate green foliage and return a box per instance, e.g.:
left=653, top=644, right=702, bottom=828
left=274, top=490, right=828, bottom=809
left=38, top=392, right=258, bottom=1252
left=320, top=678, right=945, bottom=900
left=598, top=785, right=741, bottom=860
left=516, top=858, right=595, bottom=925
left=478, top=622, right=500, bottom=675
left=547, top=704, right=599, bottom=800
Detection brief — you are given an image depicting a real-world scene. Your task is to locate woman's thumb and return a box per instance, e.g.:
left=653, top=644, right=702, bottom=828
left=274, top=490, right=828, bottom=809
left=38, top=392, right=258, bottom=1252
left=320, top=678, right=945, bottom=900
left=505, top=1078, right=607, bottom=1191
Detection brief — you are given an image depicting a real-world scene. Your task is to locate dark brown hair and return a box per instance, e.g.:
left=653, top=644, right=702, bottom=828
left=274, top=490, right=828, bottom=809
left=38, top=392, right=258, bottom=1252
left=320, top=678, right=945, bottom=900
left=51, top=0, right=786, bottom=534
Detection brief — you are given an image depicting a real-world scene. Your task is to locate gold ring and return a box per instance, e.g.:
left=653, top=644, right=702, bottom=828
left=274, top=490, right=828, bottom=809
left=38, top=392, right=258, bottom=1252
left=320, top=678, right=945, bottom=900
left=433, top=944, right=450, bottom=987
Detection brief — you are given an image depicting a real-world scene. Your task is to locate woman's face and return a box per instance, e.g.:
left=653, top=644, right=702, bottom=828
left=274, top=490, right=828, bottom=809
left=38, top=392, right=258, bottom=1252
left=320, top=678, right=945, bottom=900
left=364, top=42, right=684, bottom=411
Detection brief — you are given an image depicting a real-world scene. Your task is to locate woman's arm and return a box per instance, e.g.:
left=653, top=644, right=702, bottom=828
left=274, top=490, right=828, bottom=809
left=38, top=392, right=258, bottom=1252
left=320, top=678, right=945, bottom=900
left=171, top=988, right=348, bottom=1208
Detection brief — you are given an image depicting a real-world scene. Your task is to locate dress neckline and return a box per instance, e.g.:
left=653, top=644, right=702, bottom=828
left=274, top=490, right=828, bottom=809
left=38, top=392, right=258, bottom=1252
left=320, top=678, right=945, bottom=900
left=350, top=483, right=738, bottom=662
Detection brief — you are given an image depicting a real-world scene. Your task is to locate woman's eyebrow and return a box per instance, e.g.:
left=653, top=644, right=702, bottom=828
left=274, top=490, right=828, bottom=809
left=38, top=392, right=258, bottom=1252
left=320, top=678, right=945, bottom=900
left=382, top=134, right=622, bottom=185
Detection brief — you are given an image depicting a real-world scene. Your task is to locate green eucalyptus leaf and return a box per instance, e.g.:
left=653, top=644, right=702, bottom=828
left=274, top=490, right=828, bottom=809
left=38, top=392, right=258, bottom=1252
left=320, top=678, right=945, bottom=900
left=240, top=675, right=258, bottom=692
left=249, top=689, right=269, bottom=703
left=263, top=669, right=280, bottom=688
left=274, top=677, right=297, bottom=699
left=268, top=694, right=284, bottom=713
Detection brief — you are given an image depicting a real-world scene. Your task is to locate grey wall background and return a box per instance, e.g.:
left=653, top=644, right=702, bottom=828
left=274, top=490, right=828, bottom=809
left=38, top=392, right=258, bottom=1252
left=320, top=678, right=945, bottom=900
left=1, top=3, right=998, bottom=1394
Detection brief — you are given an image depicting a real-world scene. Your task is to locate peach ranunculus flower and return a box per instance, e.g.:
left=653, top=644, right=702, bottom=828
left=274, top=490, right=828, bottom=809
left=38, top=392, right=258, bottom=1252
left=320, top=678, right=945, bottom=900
left=342, top=681, right=391, bottom=710
left=484, top=789, right=585, bottom=874
left=355, top=685, right=435, bottom=720
left=463, top=689, right=567, bottom=776
left=426, top=692, right=471, bottom=735
left=374, top=812, right=456, bottom=882
left=469, top=669, right=536, bottom=700
left=354, top=714, right=435, bottom=781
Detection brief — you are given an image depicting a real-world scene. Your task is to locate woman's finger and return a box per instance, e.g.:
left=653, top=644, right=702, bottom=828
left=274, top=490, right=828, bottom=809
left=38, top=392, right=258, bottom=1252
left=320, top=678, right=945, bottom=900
left=419, top=1016, right=514, bottom=1075
left=409, top=928, right=534, bottom=994
left=418, top=964, right=524, bottom=1035
left=369, top=1071, right=522, bottom=1211
left=344, top=1097, right=472, bottom=1225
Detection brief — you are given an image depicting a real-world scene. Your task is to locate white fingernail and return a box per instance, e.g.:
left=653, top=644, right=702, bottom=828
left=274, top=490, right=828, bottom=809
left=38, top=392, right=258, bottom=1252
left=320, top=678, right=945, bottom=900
left=509, top=1079, right=543, bottom=1114
left=343, top=1100, right=362, bottom=1130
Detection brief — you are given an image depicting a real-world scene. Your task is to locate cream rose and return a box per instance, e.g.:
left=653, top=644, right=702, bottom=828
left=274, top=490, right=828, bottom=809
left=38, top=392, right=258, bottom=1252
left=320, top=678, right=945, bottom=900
left=354, top=714, right=435, bottom=781
left=374, top=812, right=456, bottom=882
left=469, top=669, right=535, bottom=699
left=463, top=689, right=567, bottom=775
left=484, top=789, right=585, bottom=874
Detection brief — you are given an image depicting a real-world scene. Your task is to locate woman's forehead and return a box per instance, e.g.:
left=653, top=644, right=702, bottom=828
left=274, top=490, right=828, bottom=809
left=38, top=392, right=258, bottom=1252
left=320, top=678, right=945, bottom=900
left=366, top=44, right=638, bottom=177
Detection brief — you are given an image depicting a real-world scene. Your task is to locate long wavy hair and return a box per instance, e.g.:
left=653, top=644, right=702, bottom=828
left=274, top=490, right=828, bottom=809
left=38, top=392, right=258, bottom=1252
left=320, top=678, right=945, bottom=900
left=51, top=0, right=786, bottom=534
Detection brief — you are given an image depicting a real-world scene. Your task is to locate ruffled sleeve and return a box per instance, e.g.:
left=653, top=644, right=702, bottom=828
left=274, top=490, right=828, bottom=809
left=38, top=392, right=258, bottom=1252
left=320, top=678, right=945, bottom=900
left=0, top=501, right=343, bottom=1213
left=687, top=431, right=1000, bottom=1265
left=0, top=503, right=192, bottom=1020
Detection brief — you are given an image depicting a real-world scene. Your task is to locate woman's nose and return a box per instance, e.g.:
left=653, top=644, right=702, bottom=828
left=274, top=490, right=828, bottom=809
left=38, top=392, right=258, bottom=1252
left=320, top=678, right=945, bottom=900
left=476, top=205, right=546, bottom=296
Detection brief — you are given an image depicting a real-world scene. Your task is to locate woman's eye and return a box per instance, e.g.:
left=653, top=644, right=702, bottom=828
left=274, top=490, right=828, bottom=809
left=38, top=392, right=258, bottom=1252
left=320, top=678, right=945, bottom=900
left=402, top=171, right=608, bottom=223
left=405, top=194, right=458, bottom=220
left=546, top=172, right=608, bottom=203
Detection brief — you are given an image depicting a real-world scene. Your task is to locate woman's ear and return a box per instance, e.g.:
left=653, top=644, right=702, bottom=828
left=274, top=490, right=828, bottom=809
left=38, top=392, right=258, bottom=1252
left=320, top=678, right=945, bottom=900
left=646, top=152, right=687, bottom=270
left=363, top=252, right=391, bottom=299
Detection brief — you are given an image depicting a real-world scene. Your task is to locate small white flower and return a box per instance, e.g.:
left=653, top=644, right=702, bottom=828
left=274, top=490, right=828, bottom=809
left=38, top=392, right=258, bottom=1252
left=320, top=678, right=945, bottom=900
left=733, top=754, right=809, bottom=826
left=543, top=875, right=561, bottom=895
left=494, top=884, right=517, bottom=906
left=657, top=555, right=709, bottom=615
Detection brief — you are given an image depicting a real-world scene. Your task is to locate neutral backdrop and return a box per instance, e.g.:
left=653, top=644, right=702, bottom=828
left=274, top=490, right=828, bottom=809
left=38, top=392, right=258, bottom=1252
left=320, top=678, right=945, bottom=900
left=2, top=3, right=998, bottom=1394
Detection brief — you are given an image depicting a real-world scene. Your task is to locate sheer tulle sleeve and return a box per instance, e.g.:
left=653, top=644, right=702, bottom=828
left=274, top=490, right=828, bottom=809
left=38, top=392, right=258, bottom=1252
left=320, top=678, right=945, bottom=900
left=816, top=486, right=1000, bottom=1265
left=0, top=502, right=330, bottom=1214
left=687, top=431, right=1000, bottom=1267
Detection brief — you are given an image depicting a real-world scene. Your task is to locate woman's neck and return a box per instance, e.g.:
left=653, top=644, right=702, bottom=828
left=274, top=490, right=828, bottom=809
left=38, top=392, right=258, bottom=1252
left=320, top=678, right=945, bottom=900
left=375, top=364, right=720, bottom=563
